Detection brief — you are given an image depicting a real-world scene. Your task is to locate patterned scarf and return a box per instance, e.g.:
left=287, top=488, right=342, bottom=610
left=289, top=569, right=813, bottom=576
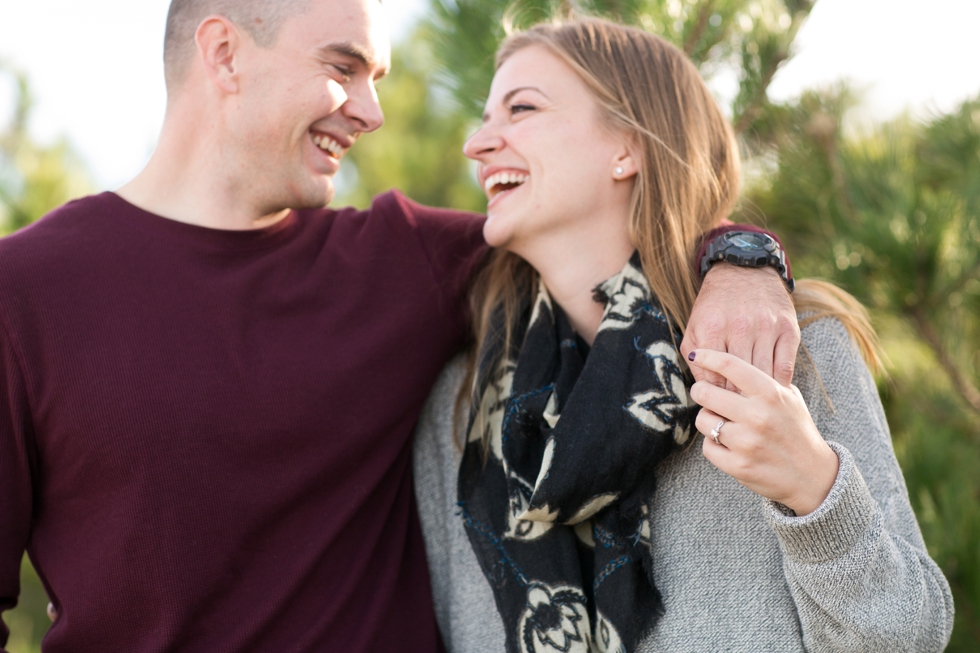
left=457, top=254, right=697, bottom=653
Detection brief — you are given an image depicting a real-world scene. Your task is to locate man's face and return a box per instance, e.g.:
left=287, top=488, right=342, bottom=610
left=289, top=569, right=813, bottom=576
left=231, top=0, right=390, bottom=214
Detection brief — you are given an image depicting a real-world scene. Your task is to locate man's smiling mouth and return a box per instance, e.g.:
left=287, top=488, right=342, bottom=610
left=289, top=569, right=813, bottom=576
left=312, top=133, right=347, bottom=159
left=484, top=171, right=528, bottom=199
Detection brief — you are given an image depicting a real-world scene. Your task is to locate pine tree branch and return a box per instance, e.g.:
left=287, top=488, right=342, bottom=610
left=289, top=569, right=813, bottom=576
left=683, top=1, right=715, bottom=55
left=960, top=598, right=980, bottom=647
left=733, top=47, right=788, bottom=134
left=599, top=0, right=624, bottom=21
left=938, top=259, right=980, bottom=300
left=908, top=306, right=980, bottom=416
left=825, top=141, right=862, bottom=226
left=808, top=114, right=861, bottom=226
left=733, top=2, right=815, bottom=134
left=811, top=117, right=980, bottom=417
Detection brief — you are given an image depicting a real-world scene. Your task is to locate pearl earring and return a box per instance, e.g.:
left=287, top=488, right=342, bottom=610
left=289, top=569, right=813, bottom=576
left=615, top=166, right=624, bottom=176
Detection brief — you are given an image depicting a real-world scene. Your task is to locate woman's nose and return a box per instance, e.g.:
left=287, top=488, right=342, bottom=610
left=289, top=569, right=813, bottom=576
left=463, top=123, right=504, bottom=160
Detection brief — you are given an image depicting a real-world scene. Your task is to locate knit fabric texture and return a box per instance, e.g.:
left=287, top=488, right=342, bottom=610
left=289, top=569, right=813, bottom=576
left=413, top=317, right=954, bottom=653
left=0, top=190, right=486, bottom=653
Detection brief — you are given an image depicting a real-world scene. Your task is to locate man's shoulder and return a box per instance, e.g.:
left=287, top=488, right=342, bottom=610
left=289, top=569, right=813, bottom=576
left=309, top=190, right=486, bottom=261
left=363, top=190, right=484, bottom=234
left=0, top=193, right=117, bottom=291
left=0, top=193, right=111, bottom=247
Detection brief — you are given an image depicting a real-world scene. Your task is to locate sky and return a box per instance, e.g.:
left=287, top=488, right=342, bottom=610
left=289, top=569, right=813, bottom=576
left=1, top=0, right=978, bottom=190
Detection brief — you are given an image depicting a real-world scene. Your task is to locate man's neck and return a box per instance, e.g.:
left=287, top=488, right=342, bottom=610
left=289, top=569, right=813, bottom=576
left=116, top=111, right=291, bottom=232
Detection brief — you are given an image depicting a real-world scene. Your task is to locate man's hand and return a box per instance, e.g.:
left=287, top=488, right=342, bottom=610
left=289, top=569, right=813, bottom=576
left=680, top=263, right=800, bottom=387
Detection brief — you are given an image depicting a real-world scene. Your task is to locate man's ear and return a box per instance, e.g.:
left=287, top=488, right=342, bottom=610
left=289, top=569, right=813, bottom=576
left=196, top=16, right=242, bottom=94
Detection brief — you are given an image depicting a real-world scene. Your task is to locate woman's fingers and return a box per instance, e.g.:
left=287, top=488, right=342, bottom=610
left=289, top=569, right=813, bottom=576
left=693, top=376, right=840, bottom=516
left=695, top=408, right=733, bottom=447
left=690, top=379, right=745, bottom=425
left=688, top=348, right=774, bottom=398
left=680, top=326, right=729, bottom=388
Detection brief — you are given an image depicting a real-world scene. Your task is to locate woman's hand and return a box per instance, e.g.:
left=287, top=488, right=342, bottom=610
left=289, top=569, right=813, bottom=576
left=687, top=349, right=839, bottom=516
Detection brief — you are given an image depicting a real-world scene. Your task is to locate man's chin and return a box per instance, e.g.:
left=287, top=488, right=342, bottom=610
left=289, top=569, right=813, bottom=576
left=288, top=179, right=336, bottom=211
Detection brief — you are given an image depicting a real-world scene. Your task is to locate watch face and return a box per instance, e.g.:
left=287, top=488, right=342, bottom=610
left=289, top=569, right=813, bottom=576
left=727, top=232, right=771, bottom=250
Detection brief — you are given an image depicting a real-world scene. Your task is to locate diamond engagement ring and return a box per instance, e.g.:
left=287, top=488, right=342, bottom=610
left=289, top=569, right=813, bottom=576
left=709, top=420, right=725, bottom=445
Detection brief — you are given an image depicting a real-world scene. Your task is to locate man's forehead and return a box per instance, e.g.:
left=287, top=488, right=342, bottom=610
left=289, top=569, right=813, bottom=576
left=300, top=0, right=390, bottom=70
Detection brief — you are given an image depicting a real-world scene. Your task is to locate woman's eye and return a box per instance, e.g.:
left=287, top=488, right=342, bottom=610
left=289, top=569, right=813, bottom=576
left=510, top=103, right=536, bottom=115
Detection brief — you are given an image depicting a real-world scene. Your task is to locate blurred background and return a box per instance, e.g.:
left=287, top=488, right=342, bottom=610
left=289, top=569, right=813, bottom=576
left=2, top=0, right=979, bottom=650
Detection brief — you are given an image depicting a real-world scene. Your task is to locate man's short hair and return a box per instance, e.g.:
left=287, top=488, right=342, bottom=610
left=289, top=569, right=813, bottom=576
left=163, top=0, right=311, bottom=91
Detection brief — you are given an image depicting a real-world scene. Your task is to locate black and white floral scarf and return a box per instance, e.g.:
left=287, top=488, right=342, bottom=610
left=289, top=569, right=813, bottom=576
left=457, top=253, right=697, bottom=653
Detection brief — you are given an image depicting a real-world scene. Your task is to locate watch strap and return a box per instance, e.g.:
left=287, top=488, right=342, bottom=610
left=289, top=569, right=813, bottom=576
left=696, top=224, right=795, bottom=290
left=694, top=222, right=793, bottom=279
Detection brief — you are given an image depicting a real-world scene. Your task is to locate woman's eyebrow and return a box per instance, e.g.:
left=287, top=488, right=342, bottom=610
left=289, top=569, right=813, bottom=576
left=482, top=86, right=548, bottom=122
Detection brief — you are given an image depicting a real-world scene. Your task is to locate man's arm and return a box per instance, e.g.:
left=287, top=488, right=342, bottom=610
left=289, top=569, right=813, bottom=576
left=681, top=225, right=800, bottom=387
left=387, top=192, right=488, bottom=336
left=0, top=320, right=35, bottom=651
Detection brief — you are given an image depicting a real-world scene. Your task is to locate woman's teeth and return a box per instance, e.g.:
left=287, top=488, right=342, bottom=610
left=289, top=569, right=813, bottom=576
left=312, top=134, right=345, bottom=158
left=484, top=172, right=529, bottom=197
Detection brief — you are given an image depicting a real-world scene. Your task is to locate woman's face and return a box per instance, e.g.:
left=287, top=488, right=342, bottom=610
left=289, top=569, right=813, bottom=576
left=463, top=45, right=636, bottom=256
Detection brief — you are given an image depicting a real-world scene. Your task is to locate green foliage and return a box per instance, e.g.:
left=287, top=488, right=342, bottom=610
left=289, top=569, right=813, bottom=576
left=742, top=94, right=980, bottom=413
left=741, top=93, right=980, bottom=649
left=425, top=0, right=815, bottom=127
left=885, top=333, right=980, bottom=647
left=4, top=559, right=47, bottom=653
left=900, top=422, right=980, bottom=648
left=0, top=64, right=92, bottom=235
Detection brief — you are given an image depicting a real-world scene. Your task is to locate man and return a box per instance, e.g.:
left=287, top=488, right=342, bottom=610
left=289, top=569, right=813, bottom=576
left=0, top=1, right=797, bottom=651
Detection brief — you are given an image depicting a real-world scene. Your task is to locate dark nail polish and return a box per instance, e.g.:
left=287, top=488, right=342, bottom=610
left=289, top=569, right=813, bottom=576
left=688, top=351, right=696, bottom=361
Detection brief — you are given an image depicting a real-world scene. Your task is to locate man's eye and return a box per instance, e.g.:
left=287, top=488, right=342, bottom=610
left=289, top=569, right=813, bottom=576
left=510, top=103, right=536, bottom=114
left=333, top=66, right=352, bottom=82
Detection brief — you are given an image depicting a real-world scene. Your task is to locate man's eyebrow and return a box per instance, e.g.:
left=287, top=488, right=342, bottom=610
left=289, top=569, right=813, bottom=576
left=482, top=86, right=547, bottom=122
left=318, top=42, right=389, bottom=76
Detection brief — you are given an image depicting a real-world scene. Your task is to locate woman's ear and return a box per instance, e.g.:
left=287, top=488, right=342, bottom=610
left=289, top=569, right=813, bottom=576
left=196, top=16, right=242, bottom=94
left=612, top=147, right=639, bottom=180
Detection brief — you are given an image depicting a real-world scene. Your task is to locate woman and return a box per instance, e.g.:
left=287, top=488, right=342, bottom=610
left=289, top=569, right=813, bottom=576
left=412, top=17, right=953, bottom=653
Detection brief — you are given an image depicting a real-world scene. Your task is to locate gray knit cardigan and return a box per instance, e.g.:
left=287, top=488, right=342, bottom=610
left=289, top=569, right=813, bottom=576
left=412, top=317, right=954, bottom=652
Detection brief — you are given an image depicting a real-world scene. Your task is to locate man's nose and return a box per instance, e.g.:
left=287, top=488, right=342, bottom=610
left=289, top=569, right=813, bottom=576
left=343, top=79, right=385, bottom=134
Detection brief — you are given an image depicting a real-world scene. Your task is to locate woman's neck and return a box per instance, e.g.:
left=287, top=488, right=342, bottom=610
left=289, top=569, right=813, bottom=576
left=525, top=240, right=634, bottom=346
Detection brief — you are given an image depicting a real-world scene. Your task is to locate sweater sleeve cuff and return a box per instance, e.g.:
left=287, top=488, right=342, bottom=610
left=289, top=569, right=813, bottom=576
left=764, top=442, right=878, bottom=564
left=695, top=224, right=792, bottom=281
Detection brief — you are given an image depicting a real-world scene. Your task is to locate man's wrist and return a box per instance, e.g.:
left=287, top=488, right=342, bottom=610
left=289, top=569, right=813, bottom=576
left=697, top=226, right=795, bottom=291
left=702, top=262, right=787, bottom=288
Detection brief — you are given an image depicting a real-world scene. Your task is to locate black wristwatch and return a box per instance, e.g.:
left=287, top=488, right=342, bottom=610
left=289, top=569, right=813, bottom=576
left=700, top=231, right=795, bottom=292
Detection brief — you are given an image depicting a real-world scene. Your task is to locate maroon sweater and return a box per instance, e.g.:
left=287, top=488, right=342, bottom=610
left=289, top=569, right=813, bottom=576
left=0, top=191, right=486, bottom=652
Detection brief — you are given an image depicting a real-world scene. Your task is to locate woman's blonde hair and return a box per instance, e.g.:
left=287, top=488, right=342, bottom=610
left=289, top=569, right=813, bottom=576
left=459, top=17, right=882, bottom=438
